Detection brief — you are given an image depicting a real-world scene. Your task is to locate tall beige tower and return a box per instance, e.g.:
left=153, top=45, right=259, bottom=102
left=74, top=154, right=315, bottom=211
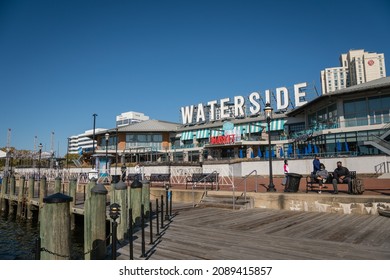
left=321, top=49, right=386, bottom=94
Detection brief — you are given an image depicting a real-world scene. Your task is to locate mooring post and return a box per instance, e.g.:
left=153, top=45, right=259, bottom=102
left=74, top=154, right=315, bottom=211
left=54, top=176, right=62, bottom=193
left=8, top=175, right=16, bottom=215
left=130, top=179, right=143, bottom=227
left=0, top=174, right=8, bottom=212
left=165, top=185, right=169, bottom=221
left=17, top=175, right=26, bottom=217
left=40, top=193, right=73, bottom=260
left=27, top=177, right=35, bottom=219
left=69, top=178, right=77, bottom=230
left=85, top=179, right=109, bottom=260
left=141, top=180, right=150, bottom=218
left=39, top=175, right=47, bottom=208
left=114, top=181, right=128, bottom=240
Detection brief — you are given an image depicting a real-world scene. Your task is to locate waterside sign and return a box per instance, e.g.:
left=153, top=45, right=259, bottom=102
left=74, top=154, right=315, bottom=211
left=181, top=82, right=308, bottom=125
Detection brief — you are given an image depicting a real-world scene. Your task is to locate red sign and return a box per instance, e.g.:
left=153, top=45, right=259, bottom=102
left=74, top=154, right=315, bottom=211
left=210, top=135, right=235, bottom=145
left=368, top=60, right=374, bottom=66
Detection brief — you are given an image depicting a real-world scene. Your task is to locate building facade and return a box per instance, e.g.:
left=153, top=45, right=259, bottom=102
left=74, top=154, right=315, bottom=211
left=321, top=49, right=386, bottom=94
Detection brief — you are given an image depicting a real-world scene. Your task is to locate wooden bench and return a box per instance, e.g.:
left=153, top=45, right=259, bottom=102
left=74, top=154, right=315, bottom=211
left=185, top=173, right=219, bottom=190
left=148, top=173, right=171, bottom=187
left=306, top=171, right=356, bottom=193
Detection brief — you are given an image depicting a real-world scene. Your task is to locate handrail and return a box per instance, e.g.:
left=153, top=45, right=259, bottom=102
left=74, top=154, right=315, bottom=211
left=369, top=135, right=390, bottom=151
left=232, top=170, right=258, bottom=210
left=374, top=162, right=386, bottom=174
left=191, top=170, right=219, bottom=207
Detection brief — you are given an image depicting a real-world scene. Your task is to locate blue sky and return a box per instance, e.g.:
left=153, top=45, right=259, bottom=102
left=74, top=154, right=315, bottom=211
left=1, top=0, right=389, bottom=156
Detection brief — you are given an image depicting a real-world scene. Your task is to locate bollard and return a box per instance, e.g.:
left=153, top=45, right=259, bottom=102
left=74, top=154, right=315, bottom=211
left=140, top=204, right=146, bottom=258
left=27, top=177, right=35, bottom=219
left=17, top=176, right=26, bottom=217
left=54, top=176, right=62, bottom=193
left=155, top=198, right=160, bottom=236
left=160, top=195, right=164, bottom=228
left=170, top=190, right=173, bottom=217
left=40, top=193, right=73, bottom=260
left=165, top=185, right=169, bottom=221
left=149, top=201, right=153, bottom=245
left=114, top=181, right=128, bottom=240
left=130, top=179, right=143, bottom=226
left=128, top=208, right=134, bottom=260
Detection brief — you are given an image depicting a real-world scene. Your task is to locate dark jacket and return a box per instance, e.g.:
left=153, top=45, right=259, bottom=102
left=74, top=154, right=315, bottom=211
left=313, top=158, right=320, bottom=173
left=333, top=166, right=350, bottom=180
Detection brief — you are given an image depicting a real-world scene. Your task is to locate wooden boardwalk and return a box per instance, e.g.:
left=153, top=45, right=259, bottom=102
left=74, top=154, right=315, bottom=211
left=117, top=204, right=390, bottom=260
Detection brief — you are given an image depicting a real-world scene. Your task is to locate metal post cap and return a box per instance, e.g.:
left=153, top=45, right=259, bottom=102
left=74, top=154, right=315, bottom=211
left=91, top=183, right=108, bottom=194
left=115, top=180, right=127, bottom=190
left=43, top=192, right=73, bottom=204
left=131, top=179, right=143, bottom=189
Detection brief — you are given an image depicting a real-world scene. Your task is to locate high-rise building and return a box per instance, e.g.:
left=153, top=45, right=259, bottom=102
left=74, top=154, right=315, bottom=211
left=116, top=111, right=149, bottom=127
left=68, top=128, right=106, bottom=154
left=321, top=49, right=386, bottom=94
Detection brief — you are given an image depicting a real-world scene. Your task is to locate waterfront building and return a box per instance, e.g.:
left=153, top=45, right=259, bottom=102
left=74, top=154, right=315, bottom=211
left=91, top=77, right=389, bottom=169
left=68, top=128, right=107, bottom=154
left=116, top=111, right=149, bottom=127
left=321, top=49, right=386, bottom=94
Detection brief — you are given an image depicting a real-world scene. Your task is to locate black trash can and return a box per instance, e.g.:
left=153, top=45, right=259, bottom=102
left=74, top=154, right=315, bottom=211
left=284, top=173, right=303, bottom=192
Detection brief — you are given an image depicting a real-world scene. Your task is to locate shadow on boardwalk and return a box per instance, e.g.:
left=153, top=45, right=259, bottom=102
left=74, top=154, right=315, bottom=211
left=117, top=204, right=390, bottom=260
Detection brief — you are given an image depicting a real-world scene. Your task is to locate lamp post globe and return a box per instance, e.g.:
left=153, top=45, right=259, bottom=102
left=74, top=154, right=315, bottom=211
left=264, top=103, right=276, bottom=192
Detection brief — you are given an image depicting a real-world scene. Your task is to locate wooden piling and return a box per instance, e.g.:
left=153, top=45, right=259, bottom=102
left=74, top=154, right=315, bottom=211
left=114, top=181, right=128, bottom=240
left=0, top=175, right=8, bottom=212
left=8, top=175, right=16, bottom=215
left=40, top=193, right=73, bottom=260
left=39, top=175, right=47, bottom=207
left=54, top=176, right=62, bottom=193
left=69, top=178, right=77, bottom=230
left=141, top=180, right=150, bottom=217
left=17, top=176, right=26, bottom=217
left=27, top=177, right=35, bottom=219
left=130, top=180, right=143, bottom=226
left=84, top=179, right=108, bottom=260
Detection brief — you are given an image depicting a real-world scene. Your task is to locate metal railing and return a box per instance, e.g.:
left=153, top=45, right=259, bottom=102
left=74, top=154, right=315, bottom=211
left=191, top=171, right=219, bottom=207
left=375, top=161, right=390, bottom=174
left=231, top=170, right=258, bottom=210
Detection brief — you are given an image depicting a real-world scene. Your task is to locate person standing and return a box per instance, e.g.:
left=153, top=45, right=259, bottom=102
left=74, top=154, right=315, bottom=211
left=312, top=154, right=321, bottom=174
left=135, top=162, right=141, bottom=180
left=282, top=159, right=289, bottom=187
left=332, top=161, right=352, bottom=194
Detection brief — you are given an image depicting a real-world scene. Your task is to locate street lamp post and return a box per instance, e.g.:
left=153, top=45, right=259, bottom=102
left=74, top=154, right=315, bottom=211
left=105, top=132, right=109, bottom=173
left=264, top=103, right=276, bottom=192
left=92, top=113, right=97, bottom=168
left=38, top=143, right=43, bottom=179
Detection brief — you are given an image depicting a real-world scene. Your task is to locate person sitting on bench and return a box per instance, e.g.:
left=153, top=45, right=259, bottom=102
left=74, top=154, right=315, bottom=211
left=332, top=161, right=352, bottom=194
left=315, top=163, right=328, bottom=194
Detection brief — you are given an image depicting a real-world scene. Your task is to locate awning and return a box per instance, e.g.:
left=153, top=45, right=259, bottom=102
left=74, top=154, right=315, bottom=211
left=237, top=122, right=266, bottom=133
left=181, top=131, right=194, bottom=141
left=266, top=119, right=286, bottom=131
left=195, top=129, right=210, bottom=139
left=210, top=129, right=223, bottom=137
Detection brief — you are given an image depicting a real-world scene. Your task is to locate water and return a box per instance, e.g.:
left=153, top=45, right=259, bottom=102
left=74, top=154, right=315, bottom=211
left=0, top=212, right=85, bottom=260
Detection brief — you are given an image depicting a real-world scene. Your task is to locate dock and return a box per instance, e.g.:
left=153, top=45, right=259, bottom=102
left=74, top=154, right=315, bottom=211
left=117, top=204, right=390, bottom=260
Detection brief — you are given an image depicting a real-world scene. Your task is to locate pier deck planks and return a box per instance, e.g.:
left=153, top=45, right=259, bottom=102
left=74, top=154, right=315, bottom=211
left=117, top=206, right=390, bottom=260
